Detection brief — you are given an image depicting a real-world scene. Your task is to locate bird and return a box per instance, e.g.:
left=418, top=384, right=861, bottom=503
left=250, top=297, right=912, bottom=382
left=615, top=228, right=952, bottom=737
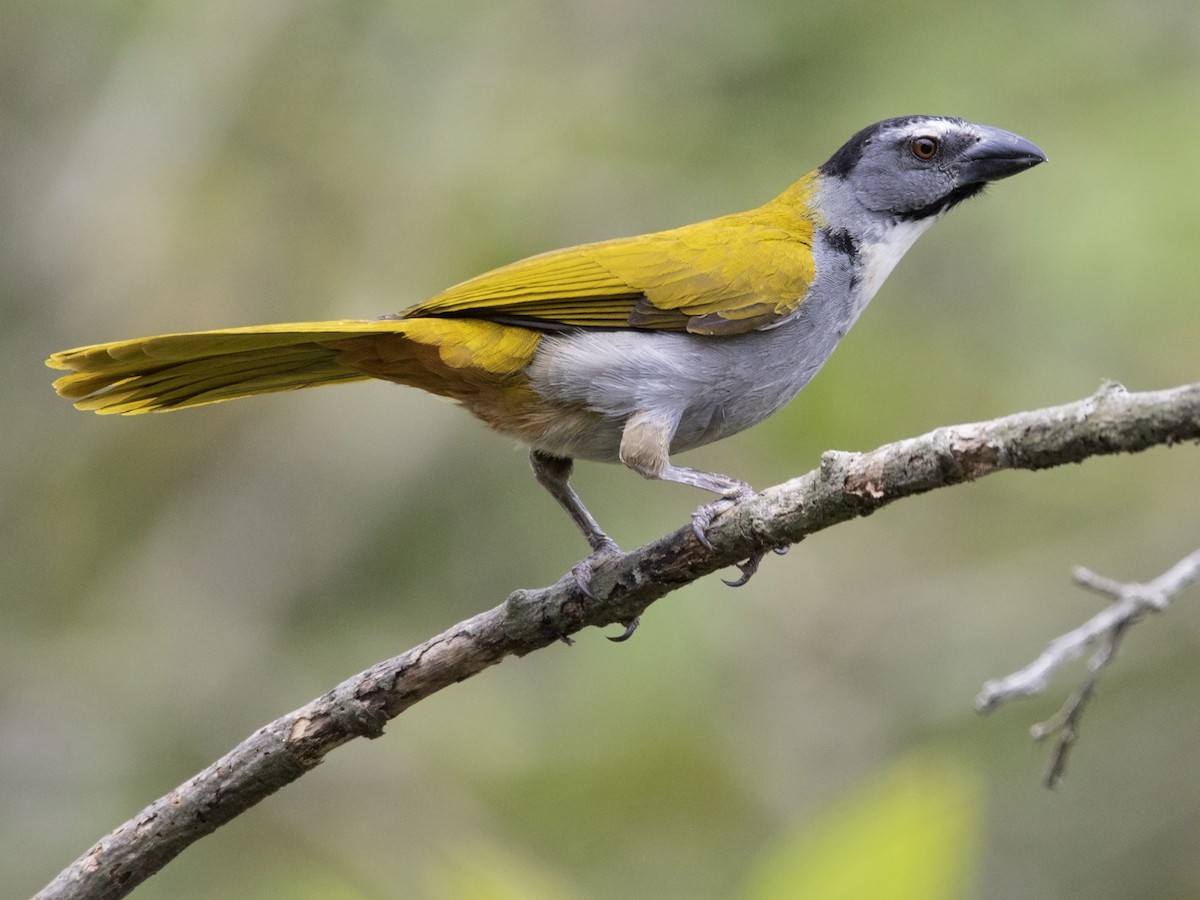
left=48, top=115, right=1045, bottom=604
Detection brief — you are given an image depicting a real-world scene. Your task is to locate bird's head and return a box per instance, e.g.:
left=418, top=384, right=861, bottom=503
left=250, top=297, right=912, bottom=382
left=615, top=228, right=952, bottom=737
left=819, top=116, right=1046, bottom=222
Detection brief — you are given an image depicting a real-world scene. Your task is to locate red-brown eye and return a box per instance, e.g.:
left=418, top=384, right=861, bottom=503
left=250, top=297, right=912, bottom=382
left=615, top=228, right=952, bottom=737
left=911, top=136, right=939, bottom=160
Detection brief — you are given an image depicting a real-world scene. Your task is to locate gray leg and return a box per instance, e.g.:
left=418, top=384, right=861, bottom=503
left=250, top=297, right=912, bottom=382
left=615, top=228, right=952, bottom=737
left=529, top=449, right=616, bottom=553
left=529, top=450, right=622, bottom=605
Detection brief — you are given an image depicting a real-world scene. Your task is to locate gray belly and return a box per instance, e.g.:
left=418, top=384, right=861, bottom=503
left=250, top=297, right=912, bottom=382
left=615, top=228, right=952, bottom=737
left=523, top=308, right=843, bottom=463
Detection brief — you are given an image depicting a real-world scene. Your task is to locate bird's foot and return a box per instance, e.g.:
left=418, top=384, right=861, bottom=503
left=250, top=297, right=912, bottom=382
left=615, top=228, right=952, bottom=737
left=569, top=540, right=640, bottom=642
left=691, top=483, right=756, bottom=549
left=690, top=485, right=784, bottom=586
left=723, top=544, right=790, bottom=587
left=571, top=538, right=622, bottom=600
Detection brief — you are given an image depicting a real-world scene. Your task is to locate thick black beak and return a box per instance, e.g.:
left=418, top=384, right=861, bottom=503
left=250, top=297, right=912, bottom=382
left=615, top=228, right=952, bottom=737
left=955, top=126, right=1047, bottom=185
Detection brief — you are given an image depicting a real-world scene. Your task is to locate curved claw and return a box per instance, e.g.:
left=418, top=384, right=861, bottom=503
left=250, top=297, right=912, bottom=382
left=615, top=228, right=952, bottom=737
left=692, top=491, right=752, bottom=549
left=721, top=544, right=790, bottom=587
left=722, top=553, right=764, bottom=587
left=571, top=563, right=599, bottom=600
left=571, top=539, right=622, bottom=599
left=607, top=617, right=641, bottom=643
left=691, top=503, right=727, bottom=549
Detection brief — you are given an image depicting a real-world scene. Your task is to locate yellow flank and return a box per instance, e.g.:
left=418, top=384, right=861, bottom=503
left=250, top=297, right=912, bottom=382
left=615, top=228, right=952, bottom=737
left=396, top=319, right=541, bottom=373
left=47, top=170, right=820, bottom=414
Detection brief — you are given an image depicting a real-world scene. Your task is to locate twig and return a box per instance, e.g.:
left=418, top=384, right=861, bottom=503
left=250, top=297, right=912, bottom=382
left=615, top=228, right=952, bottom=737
left=34, top=380, right=1200, bottom=899
left=976, top=549, right=1200, bottom=787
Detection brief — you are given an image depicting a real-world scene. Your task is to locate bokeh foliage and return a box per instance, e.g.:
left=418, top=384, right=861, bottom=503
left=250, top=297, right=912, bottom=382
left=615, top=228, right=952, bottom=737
left=4, top=1, right=1199, bottom=897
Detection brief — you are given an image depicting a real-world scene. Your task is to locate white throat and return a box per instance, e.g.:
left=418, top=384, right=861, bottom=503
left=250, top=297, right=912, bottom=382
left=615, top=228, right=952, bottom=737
left=860, top=216, right=939, bottom=302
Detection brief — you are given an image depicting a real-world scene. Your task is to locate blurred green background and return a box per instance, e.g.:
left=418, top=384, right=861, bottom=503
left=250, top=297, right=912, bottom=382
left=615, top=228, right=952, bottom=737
left=5, top=1, right=1200, bottom=898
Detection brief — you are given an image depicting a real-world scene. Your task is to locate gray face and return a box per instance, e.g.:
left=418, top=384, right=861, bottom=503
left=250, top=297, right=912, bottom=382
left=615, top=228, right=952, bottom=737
left=819, top=116, right=1046, bottom=221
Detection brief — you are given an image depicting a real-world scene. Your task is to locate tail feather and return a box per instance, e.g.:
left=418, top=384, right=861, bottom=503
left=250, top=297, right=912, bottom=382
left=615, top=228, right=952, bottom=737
left=70, top=354, right=367, bottom=415
left=48, top=321, right=406, bottom=414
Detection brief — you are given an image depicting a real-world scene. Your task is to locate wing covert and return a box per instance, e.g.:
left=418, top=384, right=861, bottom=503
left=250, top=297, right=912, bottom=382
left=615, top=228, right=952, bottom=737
left=398, top=174, right=818, bottom=336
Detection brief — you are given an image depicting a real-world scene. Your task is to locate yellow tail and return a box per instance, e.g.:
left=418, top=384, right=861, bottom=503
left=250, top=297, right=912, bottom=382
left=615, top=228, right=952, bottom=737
left=46, top=322, right=397, bottom=415
left=47, top=318, right=545, bottom=415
